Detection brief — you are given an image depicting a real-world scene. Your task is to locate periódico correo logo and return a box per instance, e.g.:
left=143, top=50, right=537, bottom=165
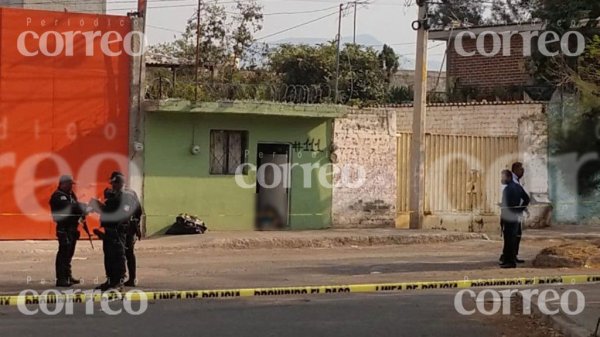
left=17, top=30, right=146, bottom=57
left=16, top=289, right=148, bottom=316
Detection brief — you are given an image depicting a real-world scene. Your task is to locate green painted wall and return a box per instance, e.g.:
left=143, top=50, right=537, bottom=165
left=144, top=112, right=333, bottom=235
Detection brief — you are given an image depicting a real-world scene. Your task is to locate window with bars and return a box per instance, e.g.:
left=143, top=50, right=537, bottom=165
left=209, top=130, right=248, bottom=175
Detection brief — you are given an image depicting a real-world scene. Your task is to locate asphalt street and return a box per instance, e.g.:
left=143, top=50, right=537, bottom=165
left=0, top=292, right=503, bottom=337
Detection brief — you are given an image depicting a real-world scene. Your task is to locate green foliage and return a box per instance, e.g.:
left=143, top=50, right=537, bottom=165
left=386, top=86, right=413, bottom=104
left=379, top=44, right=400, bottom=83
left=269, top=42, right=400, bottom=104
left=148, top=0, right=263, bottom=83
left=429, top=0, right=487, bottom=29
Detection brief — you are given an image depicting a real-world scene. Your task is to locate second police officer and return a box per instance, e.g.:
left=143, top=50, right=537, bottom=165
left=91, top=171, right=141, bottom=291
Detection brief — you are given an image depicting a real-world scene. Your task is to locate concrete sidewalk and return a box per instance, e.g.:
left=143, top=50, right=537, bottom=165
left=524, top=225, right=600, bottom=242
left=139, top=229, right=491, bottom=250
left=529, top=284, right=600, bottom=337
left=1, top=224, right=597, bottom=252
left=1, top=228, right=490, bottom=252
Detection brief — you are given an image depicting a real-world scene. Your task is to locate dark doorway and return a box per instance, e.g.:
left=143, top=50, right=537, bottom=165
left=255, top=143, right=291, bottom=230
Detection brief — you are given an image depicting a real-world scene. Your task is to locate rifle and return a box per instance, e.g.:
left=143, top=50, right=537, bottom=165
left=80, top=217, right=94, bottom=250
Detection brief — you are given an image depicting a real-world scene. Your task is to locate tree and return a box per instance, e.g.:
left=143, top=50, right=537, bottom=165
left=489, top=0, right=536, bottom=24
left=429, top=0, right=535, bottom=28
left=429, top=0, right=486, bottom=29
left=378, top=44, right=400, bottom=84
left=149, top=0, right=263, bottom=82
left=268, top=42, right=392, bottom=104
left=526, top=1, right=600, bottom=198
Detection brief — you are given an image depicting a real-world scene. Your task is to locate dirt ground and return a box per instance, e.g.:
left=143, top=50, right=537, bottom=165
left=1, top=238, right=598, bottom=293
left=482, top=296, right=565, bottom=337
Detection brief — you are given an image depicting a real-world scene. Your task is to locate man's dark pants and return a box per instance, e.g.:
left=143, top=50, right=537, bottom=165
left=502, top=220, right=520, bottom=265
left=55, top=228, right=80, bottom=283
left=125, top=234, right=137, bottom=281
left=102, top=229, right=126, bottom=285
left=515, top=219, right=522, bottom=257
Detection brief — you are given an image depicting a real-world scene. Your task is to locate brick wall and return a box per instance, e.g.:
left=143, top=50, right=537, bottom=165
left=332, top=102, right=547, bottom=229
left=447, top=34, right=532, bottom=97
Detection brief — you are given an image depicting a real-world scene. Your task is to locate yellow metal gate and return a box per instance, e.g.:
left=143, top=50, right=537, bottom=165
left=397, top=133, right=519, bottom=225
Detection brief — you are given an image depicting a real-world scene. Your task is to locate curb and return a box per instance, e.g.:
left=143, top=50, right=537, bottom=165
left=526, top=295, right=593, bottom=337
left=138, top=232, right=491, bottom=251
left=2, top=274, right=599, bottom=307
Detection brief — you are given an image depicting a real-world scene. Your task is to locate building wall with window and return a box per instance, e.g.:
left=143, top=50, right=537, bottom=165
left=143, top=102, right=341, bottom=235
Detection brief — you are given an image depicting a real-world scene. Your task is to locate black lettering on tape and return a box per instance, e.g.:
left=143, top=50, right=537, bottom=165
left=538, top=278, right=562, bottom=285
left=71, top=295, right=84, bottom=303
left=0, top=297, right=10, bottom=306
left=254, top=289, right=308, bottom=296
left=324, top=287, right=350, bottom=294
left=219, top=291, right=240, bottom=298
left=186, top=292, right=200, bottom=299
left=587, top=276, right=600, bottom=282
left=377, top=285, right=399, bottom=292
left=202, top=292, right=219, bottom=298
left=405, top=284, right=420, bottom=290
left=154, top=292, right=182, bottom=300
left=471, top=280, right=522, bottom=287
left=25, top=297, right=39, bottom=305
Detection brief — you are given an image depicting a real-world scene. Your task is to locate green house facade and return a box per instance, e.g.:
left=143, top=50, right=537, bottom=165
left=143, top=100, right=345, bottom=235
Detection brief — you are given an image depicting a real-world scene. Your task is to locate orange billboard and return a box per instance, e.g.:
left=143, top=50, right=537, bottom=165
left=0, top=8, right=132, bottom=239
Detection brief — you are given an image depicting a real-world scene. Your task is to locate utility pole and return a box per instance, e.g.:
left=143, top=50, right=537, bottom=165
left=352, top=1, right=357, bottom=44
left=334, top=3, right=343, bottom=103
left=409, top=0, right=428, bottom=230
left=194, top=0, right=202, bottom=102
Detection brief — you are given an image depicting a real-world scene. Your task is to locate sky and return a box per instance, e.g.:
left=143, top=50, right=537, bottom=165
left=105, top=0, right=447, bottom=70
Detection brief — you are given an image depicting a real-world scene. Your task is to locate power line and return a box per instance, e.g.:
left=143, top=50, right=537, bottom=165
left=254, top=10, right=340, bottom=41
left=262, top=5, right=340, bottom=15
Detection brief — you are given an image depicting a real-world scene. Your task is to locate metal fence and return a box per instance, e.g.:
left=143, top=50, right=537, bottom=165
left=397, top=133, right=519, bottom=215
left=145, top=77, right=334, bottom=104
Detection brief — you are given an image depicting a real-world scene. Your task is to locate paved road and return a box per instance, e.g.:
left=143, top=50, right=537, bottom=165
left=2, top=239, right=597, bottom=294
left=0, top=292, right=504, bottom=337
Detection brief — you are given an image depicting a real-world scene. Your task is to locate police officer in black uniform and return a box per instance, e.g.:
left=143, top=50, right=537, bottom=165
left=91, top=172, right=138, bottom=291
left=49, top=175, right=87, bottom=287
left=103, top=171, right=143, bottom=287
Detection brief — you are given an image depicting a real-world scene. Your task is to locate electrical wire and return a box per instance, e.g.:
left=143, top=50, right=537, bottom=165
left=254, top=10, right=340, bottom=41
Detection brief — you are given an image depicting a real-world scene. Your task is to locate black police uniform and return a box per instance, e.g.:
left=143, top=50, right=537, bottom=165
left=98, top=189, right=137, bottom=287
left=500, top=181, right=530, bottom=267
left=104, top=187, right=142, bottom=285
left=49, top=189, right=85, bottom=285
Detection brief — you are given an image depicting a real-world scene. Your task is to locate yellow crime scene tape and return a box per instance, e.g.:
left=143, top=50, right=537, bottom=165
left=1, top=274, right=599, bottom=306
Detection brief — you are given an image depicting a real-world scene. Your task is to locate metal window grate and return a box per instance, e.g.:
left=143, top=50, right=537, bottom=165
left=210, top=130, right=248, bottom=175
